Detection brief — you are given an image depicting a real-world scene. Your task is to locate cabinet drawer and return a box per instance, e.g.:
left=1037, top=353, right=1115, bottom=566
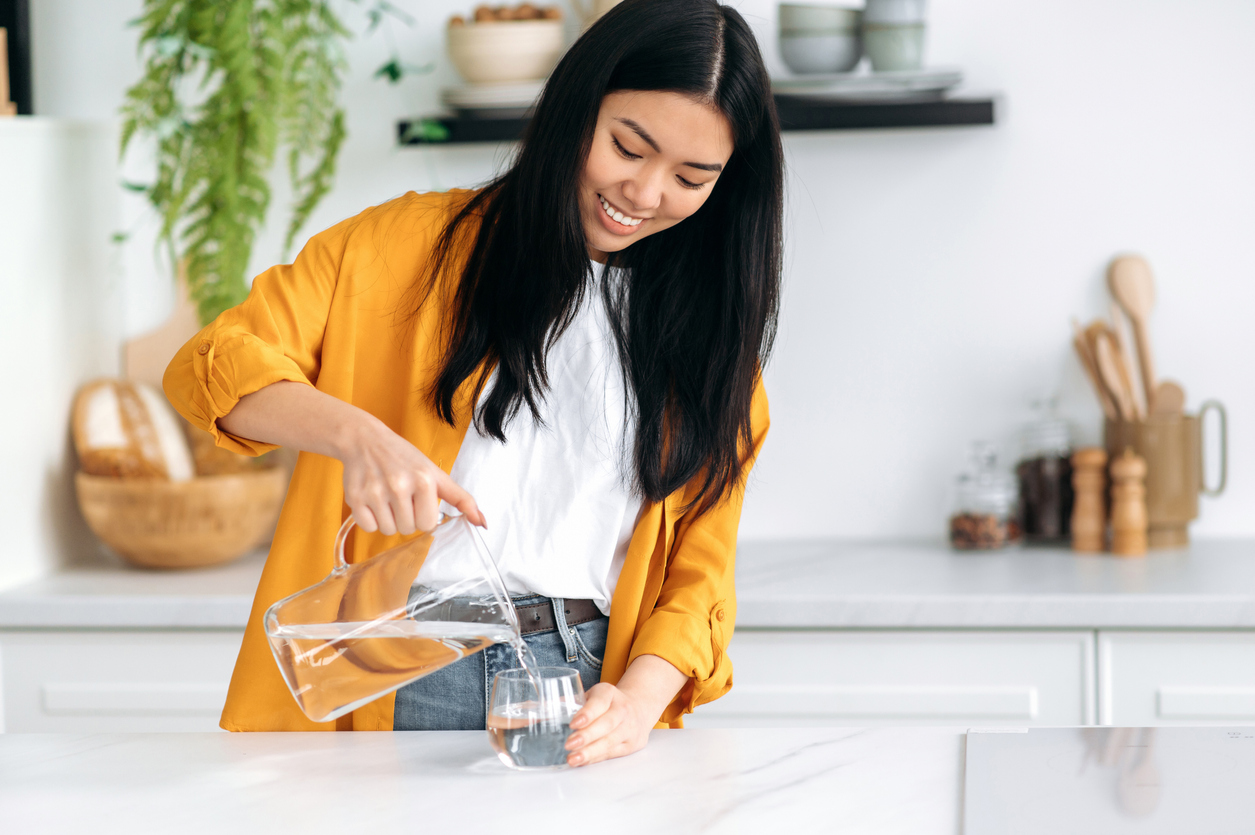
left=687, top=630, right=1095, bottom=728
left=0, top=631, right=242, bottom=733
left=1099, top=631, right=1255, bottom=725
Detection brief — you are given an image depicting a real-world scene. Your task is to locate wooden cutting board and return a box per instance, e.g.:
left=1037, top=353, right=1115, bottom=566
left=123, top=277, right=202, bottom=388
left=1, top=28, right=18, bottom=117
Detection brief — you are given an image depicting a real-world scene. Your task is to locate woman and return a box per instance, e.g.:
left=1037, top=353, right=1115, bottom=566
left=165, top=0, right=781, bottom=766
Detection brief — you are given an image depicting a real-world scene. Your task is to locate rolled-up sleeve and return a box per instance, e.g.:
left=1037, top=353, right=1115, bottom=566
left=627, top=380, right=770, bottom=723
left=163, top=218, right=348, bottom=456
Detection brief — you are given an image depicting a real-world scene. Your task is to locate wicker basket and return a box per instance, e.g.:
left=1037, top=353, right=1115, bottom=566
left=75, top=469, right=288, bottom=569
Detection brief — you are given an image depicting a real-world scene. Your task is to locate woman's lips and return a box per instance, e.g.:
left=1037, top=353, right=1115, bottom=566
left=596, top=194, right=647, bottom=237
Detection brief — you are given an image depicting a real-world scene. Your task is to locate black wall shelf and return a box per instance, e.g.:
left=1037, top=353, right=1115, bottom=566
left=398, top=94, right=996, bottom=146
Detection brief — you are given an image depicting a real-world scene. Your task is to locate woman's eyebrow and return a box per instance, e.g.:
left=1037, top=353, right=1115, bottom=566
left=614, top=117, right=724, bottom=173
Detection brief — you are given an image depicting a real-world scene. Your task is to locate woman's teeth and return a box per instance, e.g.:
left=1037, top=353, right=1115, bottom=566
left=600, top=195, right=642, bottom=227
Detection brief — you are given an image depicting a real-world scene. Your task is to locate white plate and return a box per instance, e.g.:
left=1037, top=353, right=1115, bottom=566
left=441, top=81, right=546, bottom=111
left=772, top=67, right=962, bottom=101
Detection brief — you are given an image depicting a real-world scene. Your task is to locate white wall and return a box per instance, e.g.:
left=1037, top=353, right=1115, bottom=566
left=0, top=120, right=124, bottom=585
left=27, top=0, right=1255, bottom=541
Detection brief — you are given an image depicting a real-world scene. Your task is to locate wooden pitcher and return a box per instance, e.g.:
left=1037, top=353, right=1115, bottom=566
left=1103, top=401, right=1227, bottom=548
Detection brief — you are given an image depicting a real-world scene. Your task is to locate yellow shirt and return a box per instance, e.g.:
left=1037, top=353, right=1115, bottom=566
left=164, top=189, right=770, bottom=731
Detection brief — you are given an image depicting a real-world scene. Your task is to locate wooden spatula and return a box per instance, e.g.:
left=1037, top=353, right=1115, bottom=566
left=1072, top=320, right=1117, bottom=421
left=1151, top=380, right=1186, bottom=417
left=1094, top=331, right=1135, bottom=422
left=1108, top=255, right=1157, bottom=404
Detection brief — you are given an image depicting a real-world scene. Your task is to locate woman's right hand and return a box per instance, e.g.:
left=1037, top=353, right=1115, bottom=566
left=217, top=380, right=485, bottom=536
left=338, top=417, right=485, bottom=536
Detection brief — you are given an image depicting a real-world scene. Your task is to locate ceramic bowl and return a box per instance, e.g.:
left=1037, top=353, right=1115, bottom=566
left=863, top=0, right=927, bottom=25
left=778, top=3, right=860, bottom=32
left=447, top=19, right=565, bottom=84
left=779, top=5, right=862, bottom=74
left=863, top=23, right=925, bottom=71
left=780, top=31, right=862, bottom=74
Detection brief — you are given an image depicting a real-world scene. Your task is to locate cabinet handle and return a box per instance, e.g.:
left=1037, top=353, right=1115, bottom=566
left=1158, top=686, right=1255, bottom=719
left=42, top=683, right=228, bottom=715
left=704, top=684, right=1039, bottom=719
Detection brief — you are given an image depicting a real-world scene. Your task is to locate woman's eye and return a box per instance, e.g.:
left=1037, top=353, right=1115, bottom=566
left=612, top=137, right=641, bottom=160
left=677, top=176, right=705, bottom=191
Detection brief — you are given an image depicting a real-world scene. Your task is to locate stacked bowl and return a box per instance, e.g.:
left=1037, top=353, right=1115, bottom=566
left=778, top=3, right=862, bottom=75
left=447, top=16, right=565, bottom=84
left=863, top=0, right=928, bottom=72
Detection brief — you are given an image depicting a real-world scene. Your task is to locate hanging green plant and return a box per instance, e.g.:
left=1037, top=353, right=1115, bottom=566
left=120, top=0, right=356, bottom=326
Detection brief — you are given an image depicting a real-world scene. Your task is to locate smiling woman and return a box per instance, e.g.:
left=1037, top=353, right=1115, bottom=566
left=163, top=0, right=782, bottom=767
left=583, top=91, right=734, bottom=252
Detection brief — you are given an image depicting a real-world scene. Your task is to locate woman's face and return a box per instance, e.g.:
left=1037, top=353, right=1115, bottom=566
left=580, top=90, right=734, bottom=263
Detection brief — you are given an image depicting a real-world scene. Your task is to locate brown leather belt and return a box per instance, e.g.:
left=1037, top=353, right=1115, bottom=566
left=516, top=598, right=603, bottom=635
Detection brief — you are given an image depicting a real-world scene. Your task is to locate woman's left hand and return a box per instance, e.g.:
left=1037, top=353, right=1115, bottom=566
left=564, top=654, right=688, bottom=767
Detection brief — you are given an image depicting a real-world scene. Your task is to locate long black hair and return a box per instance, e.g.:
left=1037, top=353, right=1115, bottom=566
left=422, top=0, right=783, bottom=515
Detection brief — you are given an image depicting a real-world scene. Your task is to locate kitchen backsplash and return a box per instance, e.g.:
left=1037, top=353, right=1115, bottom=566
left=23, top=0, right=1254, bottom=540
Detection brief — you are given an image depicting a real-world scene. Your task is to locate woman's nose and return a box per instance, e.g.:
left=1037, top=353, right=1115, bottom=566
left=621, top=169, right=663, bottom=213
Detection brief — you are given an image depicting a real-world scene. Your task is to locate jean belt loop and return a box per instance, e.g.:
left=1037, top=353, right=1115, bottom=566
left=550, top=596, right=579, bottom=663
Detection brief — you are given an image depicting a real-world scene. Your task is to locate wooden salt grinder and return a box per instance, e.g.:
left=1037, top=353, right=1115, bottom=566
left=1110, top=447, right=1148, bottom=556
left=1070, top=447, right=1108, bottom=552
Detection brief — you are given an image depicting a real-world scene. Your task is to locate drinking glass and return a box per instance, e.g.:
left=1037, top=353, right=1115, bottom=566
left=488, top=667, right=585, bottom=770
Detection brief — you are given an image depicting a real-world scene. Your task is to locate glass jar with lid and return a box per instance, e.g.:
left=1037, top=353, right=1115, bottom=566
left=950, top=442, right=1021, bottom=550
left=1015, top=398, right=1074, bottom=544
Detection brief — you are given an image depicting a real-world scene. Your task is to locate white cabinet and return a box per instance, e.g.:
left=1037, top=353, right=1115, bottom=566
left=1098, top=631, right=1255, bottom=726
left=686, top=630, right=1096, bottom=728
left=9, top=627, right=1255, bottom=732
left=0, top=630, right=242, bottom=732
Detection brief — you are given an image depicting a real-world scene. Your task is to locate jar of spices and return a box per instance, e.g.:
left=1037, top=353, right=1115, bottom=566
left=1015, top=400, right=1074, bottom=544
left=950, top=443, right=1021, bottom=550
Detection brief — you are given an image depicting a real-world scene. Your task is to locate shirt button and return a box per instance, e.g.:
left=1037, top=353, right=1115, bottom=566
left=198, top=342, right=211, bottom=355
left=715, top=609, right=726, bottom=622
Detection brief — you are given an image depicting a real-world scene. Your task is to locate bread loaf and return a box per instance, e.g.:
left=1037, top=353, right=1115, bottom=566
left=72, top=379, right=195, bottom=481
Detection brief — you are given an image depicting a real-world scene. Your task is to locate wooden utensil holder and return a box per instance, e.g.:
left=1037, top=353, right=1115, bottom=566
left=1103, top=402, right=1226, bottom=549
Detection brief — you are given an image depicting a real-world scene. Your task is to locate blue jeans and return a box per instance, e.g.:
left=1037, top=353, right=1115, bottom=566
left=393, top=594, right=608, bottom=731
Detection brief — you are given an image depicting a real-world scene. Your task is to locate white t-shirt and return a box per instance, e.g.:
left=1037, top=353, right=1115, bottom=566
left=433, top=263, right=642, bottom=616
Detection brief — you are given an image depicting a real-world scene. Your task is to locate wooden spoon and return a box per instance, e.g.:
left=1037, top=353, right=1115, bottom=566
left=1108, top=255, right=1157, bottom=403
left=1101, top=320, right=1143, bottom=420
left=1110, top=301, right=1146, bottom=416
left=1072, top=320, right=1117, bottom=420
left=1094, top=331, right=1134, bottom=421
left=1151, top=380, right=1186, bottom=417
left=1085, top=320, right=1140, bottom=420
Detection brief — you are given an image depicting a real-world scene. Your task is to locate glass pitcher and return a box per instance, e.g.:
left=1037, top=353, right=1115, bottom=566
left=264, top=513, right=520, bottom=723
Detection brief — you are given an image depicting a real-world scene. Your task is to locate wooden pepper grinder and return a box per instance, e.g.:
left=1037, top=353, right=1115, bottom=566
left=1070, top=447, right=1108, bottom=552
left=1110, top=447, right=1148, bottom=556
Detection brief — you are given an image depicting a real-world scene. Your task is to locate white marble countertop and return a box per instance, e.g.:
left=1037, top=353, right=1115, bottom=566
left=0, top=727, right=964, bottom=834
left=3, top=539, right=1255, bottom=630
left=0, top=550, right=265, bottom=629
left=736, top=539, right=1255, bottom=629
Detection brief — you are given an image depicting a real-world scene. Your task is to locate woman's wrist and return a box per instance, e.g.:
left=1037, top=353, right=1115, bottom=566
left=325, top=401, right=384, bottom=463
left=615, top=654, right=687, bottom=724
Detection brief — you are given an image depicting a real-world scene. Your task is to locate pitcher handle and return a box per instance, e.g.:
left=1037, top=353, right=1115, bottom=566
left=1200, top=399, right=1228, bottom=497
left=332, top=512, right=449, bottom=572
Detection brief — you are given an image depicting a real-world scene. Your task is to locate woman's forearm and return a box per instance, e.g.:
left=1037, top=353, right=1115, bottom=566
left=216, top=380, right=376, bottom=459
left=217, top=380, right=484, bottom=534
left=615, top=654, right=688, bottom=723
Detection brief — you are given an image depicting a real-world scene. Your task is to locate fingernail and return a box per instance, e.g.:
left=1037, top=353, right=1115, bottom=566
left=569, top=753, right=585, bottom=766
left=565, top=736, right=582, bottom=749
